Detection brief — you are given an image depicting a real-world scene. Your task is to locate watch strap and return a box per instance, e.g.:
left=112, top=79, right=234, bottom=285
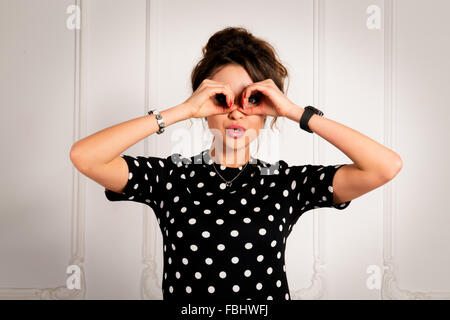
left=299, top=106, right=324, bottom=133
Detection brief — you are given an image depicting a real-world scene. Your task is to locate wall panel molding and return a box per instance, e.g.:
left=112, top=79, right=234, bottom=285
left=291, top=0, right=327, bottom=300
left=141, top=0, right=163, bottom=300
left=381, top=0, right=450, bottom=300
left=0, top=0, right=86, bottom=300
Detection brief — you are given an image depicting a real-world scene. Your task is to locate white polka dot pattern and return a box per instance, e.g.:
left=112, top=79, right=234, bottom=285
left=104, top=149, right=351, bottom=301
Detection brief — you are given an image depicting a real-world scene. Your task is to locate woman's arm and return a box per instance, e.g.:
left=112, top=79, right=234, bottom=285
left=285, top=105, right=403, bottom=204
left=70, top=103, right=192, bottom=171
left=69, top=103, right=192, bottom=194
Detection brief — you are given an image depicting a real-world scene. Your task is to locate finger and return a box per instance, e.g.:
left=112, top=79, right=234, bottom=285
left=225, top=83, right=235, bottom=107
left=210, top=82, right=235, bottom=107
left=221, top=104, right=237, bottom=113
left=241, top=102, right=277, bottom=117
left=228, top=105, right=238, bottom=113
left=207, top=85, right=235, bottom=108
left=236, top=106, right=265, bottom=116
left=202, top=87, right=229, bottom=109
left=213, top=104, right=237, bottom=115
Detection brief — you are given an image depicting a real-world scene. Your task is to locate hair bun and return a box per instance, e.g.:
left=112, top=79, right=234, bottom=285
left=203, top=27, right=255, bottom=57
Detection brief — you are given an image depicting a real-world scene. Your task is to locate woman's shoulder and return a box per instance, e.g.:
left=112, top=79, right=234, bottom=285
left=124, top=151, right=192, bottom=170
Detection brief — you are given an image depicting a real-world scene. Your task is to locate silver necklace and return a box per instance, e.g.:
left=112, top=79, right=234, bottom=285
left=211, top=160, right=249, bottom=188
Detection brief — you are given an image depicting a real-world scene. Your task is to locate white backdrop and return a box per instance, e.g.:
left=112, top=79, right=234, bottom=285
left=1, top=0, right=449, bottom=299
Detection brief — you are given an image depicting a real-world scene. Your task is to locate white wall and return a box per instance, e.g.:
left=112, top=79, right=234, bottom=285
left=0, top=0, right=449, bottom=299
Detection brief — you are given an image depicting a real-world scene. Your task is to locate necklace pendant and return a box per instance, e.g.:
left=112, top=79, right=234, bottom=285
left=226, top=181, right=232, bottom=187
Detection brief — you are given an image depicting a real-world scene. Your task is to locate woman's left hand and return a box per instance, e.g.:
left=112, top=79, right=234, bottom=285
left=236, top=79, right=298, bottom=118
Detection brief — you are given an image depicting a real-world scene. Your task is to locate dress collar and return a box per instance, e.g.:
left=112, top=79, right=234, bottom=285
left=189, top=148, right=267, bottom=171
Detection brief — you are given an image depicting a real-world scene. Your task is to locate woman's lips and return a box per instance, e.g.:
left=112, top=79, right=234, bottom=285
left=226, top=128, right=246, bottom=138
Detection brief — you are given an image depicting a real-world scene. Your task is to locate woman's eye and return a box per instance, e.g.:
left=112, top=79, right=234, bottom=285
left=214, top=94, right=227, bottom=106
left=249, top=94, right=262, bottom=105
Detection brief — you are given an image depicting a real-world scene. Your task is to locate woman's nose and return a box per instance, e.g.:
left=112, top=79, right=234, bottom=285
left=229, top=106, right=245, bottom=119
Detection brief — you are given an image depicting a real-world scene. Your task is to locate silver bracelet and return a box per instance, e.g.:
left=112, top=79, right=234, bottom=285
left=148, top=109, right=165, bottom=134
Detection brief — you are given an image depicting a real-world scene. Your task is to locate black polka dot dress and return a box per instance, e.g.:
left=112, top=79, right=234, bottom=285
left=104, top=148, right=351, bottom=301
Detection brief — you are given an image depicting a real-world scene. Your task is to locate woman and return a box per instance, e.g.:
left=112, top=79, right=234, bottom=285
left=70, top=27, right=402, bottom=301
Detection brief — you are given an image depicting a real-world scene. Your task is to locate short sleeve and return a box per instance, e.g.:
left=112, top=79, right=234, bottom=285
left=104, top=154, right=174, bottom=206
left=280, top=161, right=352, bottom=221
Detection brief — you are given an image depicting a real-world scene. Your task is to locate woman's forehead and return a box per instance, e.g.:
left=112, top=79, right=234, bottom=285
left=210, top=65, right=253, bottom=89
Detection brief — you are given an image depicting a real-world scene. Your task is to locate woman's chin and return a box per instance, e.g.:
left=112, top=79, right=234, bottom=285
left=224, top=134, right=253, bottom=150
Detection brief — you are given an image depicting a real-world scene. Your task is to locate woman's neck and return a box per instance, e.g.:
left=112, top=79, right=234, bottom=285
left=209, top=144, right=250, bottom=168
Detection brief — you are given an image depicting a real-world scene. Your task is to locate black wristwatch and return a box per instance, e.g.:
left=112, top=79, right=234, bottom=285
left=299, top=106, right=324, bottom=133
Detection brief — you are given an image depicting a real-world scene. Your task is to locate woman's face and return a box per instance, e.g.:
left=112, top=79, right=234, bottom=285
left=206, top=64, right=266, bottom=152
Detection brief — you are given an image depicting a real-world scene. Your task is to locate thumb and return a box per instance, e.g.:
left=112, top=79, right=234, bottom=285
left=237, top=106, right=259, bottom=115
left=229, top=105, right=238, bottom=112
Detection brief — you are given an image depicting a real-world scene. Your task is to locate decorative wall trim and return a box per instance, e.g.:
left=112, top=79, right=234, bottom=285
left=292, top=0, right=327, bottom=300
left=141, top=0, right=163, bottom=300
left=381, top=0, right=450, bottom=300
left=0, top=0, right=86, bottom=300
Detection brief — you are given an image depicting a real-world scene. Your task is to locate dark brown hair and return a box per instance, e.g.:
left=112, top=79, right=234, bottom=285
left=189, top=26, right=290, bottom=131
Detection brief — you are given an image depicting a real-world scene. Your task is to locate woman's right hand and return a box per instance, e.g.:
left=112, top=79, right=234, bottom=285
left=183, top=79, right=238, bottom=119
